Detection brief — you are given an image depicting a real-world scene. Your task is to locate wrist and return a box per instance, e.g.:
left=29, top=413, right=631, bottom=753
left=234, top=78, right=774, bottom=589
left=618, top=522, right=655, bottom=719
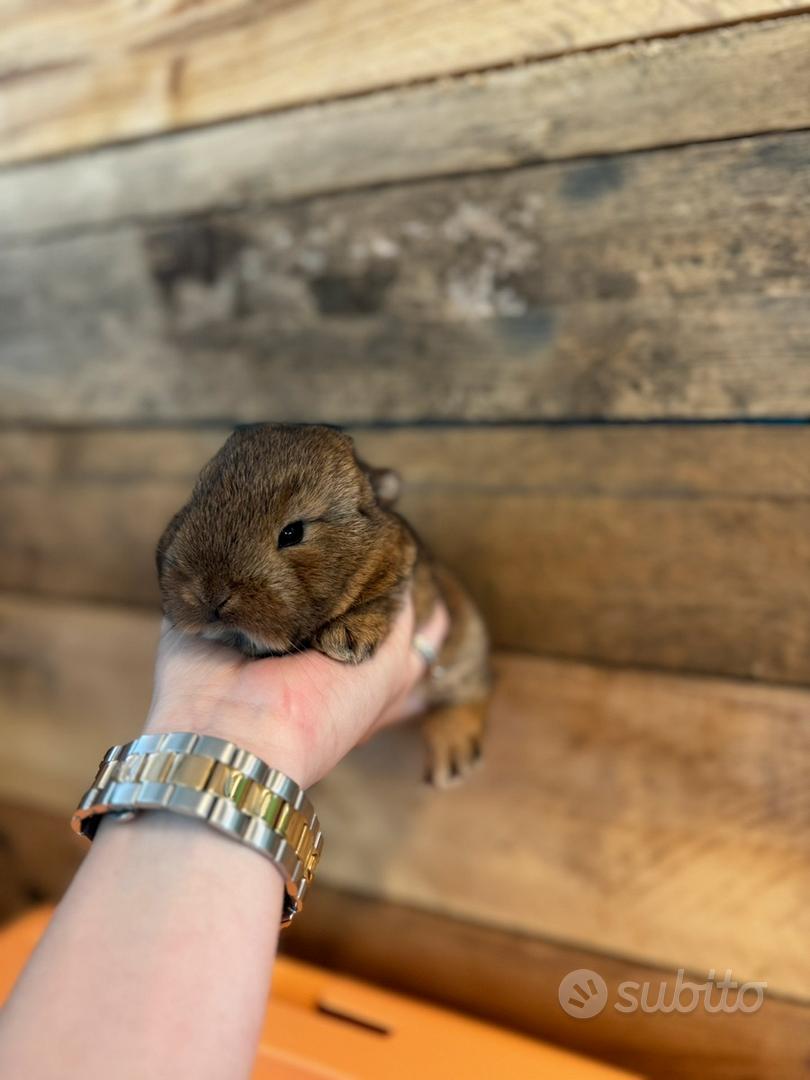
left=74, top=727, right=323, bottom=926
left=144, top=700, right=315, bottom=789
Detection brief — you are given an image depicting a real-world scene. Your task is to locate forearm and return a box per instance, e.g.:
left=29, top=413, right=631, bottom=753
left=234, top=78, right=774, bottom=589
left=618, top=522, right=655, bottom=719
left=0, top=811, right=283, bottom=1080
left=0, top=597, right=444, bottom=1077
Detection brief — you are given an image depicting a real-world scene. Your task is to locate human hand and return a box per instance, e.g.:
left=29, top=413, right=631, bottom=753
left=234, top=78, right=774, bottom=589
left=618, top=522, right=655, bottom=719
left=145, top=592, right=448, bottom=788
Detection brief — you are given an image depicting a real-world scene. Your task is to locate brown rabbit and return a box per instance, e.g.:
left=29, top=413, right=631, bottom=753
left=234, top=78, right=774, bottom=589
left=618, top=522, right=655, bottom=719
left=156, top=423, right=490, bottom=786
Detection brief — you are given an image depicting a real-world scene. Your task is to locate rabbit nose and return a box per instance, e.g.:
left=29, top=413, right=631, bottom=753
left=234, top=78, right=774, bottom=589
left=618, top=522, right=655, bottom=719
left=206, top=589, right=232, bottom=622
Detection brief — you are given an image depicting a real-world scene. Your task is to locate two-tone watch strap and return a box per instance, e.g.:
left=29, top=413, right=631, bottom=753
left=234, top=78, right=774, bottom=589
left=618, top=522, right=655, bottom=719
left=72, top=732, right=323, bottom=925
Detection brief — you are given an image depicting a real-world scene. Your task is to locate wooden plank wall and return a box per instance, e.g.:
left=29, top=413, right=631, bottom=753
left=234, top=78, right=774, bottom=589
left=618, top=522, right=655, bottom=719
left=6, top=425, right=810, bottom=683
left=1, top=1, right=806, bottom=165
left=3, top=595, right=807, bottom=993
left=2, top=4, right=810, bottom=1077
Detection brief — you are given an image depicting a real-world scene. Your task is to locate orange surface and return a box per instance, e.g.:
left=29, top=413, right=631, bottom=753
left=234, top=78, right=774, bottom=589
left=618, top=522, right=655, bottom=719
left=0, top=908, right=638, bottom=1079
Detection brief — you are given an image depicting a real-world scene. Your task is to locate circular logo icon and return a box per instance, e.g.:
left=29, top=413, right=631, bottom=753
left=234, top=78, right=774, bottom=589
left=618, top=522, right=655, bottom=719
left=558, top=969, right=608, bottom=1019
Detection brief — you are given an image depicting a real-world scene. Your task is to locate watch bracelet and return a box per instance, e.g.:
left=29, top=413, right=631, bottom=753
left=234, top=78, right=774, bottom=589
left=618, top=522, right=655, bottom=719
left=71, top=731, right=323, bottom=926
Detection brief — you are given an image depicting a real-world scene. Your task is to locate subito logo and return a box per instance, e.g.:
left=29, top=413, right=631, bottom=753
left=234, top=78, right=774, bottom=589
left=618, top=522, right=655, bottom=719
left=558, top=969, right=609, bottom=1019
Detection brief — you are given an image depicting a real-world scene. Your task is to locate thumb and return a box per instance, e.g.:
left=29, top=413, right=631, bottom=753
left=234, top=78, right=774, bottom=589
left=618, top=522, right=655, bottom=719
left=373, top=600, right=450, bottom=731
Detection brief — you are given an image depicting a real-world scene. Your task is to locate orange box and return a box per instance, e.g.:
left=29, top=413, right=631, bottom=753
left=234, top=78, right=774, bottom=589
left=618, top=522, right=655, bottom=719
left=0, top=908, right=638, bottom=1079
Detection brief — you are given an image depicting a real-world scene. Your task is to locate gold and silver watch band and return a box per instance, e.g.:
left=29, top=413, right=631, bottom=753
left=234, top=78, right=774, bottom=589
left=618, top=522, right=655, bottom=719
left=71, top=732, right=323, bottom=926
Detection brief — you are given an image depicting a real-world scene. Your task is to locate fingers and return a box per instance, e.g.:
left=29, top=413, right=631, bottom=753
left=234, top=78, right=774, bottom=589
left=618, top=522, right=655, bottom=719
left=373, top=599, right=450, bottom=730
left=411, top=600, right=450, bottom=680
left=153, top=589, right=447, bottom=769
left=376, top=589, right=417, bottom=658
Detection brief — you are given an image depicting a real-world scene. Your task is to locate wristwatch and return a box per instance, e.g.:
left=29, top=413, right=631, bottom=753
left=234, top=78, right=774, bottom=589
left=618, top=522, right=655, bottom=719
left=72, top=731, right=323, bottom=925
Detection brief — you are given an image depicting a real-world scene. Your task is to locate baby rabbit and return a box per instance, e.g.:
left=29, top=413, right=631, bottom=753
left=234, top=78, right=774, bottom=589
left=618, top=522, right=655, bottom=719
left=156, top=423, right=490, bottom=786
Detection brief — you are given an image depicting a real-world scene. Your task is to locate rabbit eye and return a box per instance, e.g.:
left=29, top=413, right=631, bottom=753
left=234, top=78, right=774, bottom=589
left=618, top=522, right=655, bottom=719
left=278, top=520, right=305, bottom=549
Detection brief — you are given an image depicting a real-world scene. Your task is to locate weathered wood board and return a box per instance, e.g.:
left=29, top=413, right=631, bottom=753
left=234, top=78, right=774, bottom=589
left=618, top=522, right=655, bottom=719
left=1, top=593, right=808, bottom=998
left=0, top=598, right=159, bottom=813
left=0, top=802, right=86, bottom=921
left=0, top=1, right=803, bottom=164
left=316, top=654, right=810, bottom=1002
left=2, top=132, right=809, bottom=424
left=0, top=802, right=807, bottom=1080
left=285, top=888, right=810, bottom=1080
left=4, top=425, right=810, bottom=684
left=2, top=15, right=808, bottom=240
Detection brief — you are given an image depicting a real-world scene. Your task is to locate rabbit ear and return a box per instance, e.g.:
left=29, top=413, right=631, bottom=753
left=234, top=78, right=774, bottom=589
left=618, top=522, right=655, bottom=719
left=359, top=462, right=402, bottom=506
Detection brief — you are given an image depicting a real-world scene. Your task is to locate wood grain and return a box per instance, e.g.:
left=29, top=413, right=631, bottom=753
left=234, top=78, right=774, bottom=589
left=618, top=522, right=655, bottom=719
left=314, top=654, right=810, bottom=1001
left=0, top=597, right=158, bottom=813
left=2, top=14, right=808, bottom=240
left=0, top=805, right=806, bottom=1080
left=0, top=1, right=803, bottom=165
left=4, top=424, right=810, bottom=684
left=0, top=802, right=85, bottom=923
left=285, top=888, right=810, bottom=1080
left=1, top=593, right=808, bottom=998
left=2, top=131, right=809, bottom=424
